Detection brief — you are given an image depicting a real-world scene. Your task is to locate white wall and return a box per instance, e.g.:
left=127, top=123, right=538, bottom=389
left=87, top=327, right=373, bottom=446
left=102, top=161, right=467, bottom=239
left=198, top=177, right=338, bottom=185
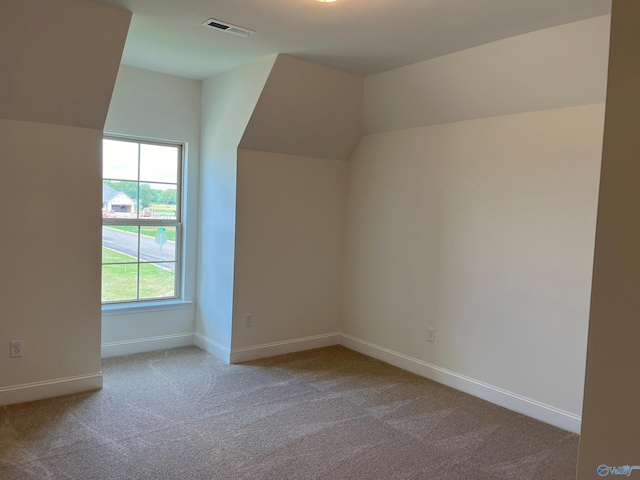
left=197, top=57, right=276, bottom=359
left=232, top=150, right=347, bottom=355
left=1, top=120, right=104, bottom=391
left=101, top=65, right=201, bottom=356
left=0, top=0, right=129, bottom=405
left=342, top=16, right=609, bottom=426
left=228, top=56, right=361, bottom=361
left=344, top=105, right=604, bottom=416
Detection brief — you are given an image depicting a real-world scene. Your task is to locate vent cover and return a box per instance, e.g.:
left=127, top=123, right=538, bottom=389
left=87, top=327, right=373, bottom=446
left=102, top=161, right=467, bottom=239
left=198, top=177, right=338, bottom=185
left=201, top=18, right=255, bottom=38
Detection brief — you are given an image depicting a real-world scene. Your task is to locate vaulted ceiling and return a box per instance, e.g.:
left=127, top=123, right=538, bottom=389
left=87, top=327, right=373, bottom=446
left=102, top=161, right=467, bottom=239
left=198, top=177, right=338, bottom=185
left=89, top=0, right=611, bottom=80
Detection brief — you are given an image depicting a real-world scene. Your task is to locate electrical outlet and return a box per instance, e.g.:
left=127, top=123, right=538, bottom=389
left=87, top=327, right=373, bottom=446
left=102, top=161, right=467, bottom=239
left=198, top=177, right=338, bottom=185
left=245, top=314, right=253, bottom=327
left=427, top=328, right=435, bottom=343
left=10, top=341, right=23, bottom=358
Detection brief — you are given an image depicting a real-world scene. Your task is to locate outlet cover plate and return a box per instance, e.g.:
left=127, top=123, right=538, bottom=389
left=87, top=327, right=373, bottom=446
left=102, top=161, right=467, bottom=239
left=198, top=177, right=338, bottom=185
left=427, top=328, right=435, bottom=343
left=10, top=341, right=23, bottom=358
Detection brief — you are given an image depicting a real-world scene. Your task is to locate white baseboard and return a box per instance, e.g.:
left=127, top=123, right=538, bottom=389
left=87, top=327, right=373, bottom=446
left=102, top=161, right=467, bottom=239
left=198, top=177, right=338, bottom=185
left=98, top=329, right=579, bottom=433
left=0, top=373, right=103, bottom=407
left=101, top=333, right=195, bottom=358
left=230, top=333, right=341, bottom=363
left=339, top=333, right=581, bottom=434
left=194, top=333, right=231, bottom=364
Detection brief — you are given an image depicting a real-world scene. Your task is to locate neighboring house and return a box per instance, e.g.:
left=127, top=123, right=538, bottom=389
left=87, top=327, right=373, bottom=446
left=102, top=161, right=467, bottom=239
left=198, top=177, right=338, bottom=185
left=102, top=183, right=134, bottom=213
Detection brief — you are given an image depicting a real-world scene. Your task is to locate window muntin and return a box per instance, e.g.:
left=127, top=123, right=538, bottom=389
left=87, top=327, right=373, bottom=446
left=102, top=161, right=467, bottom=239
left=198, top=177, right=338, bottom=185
left=102, top=137, right=182, bottom=304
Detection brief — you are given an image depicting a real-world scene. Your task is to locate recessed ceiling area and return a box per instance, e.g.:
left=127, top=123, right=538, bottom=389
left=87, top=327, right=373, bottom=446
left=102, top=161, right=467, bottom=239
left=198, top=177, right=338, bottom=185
left=89, top=0, right=611, bottom=80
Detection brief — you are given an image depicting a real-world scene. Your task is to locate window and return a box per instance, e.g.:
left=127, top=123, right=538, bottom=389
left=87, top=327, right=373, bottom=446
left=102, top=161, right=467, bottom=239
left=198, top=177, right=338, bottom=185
left=102, top=137, right=182, bottom=304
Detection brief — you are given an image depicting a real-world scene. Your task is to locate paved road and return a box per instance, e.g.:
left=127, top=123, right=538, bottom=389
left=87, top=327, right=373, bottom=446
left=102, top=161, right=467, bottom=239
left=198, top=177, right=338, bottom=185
left=102, top=227, right=176, bottom=272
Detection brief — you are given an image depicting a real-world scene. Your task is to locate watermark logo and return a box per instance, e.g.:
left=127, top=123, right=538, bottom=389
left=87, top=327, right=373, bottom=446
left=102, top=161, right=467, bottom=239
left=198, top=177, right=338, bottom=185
left=597, top=464, right=640, bottom=477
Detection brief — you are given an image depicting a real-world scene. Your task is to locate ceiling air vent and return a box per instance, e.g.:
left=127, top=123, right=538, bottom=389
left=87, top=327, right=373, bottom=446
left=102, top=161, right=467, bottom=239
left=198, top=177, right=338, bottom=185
left=201, top=18, right=255, bottom=38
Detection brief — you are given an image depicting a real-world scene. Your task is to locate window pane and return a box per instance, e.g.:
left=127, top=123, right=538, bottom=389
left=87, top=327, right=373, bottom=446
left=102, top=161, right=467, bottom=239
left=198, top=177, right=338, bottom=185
left=139, top=226, right=176, bottom=262
left=139, top=183, right=177, bottom=220
left=102, top=226, right=139, bottom=261
left=139, top=263, right=175, bottom=300
left=102, top=246, right=137, bottom=265
left=140, top=144, right=178, bottom=184
left=102, top=264, right=138, bottom=302
left=103, top=139, right=139, bottom=181
left=102, top=137, right=182, bottom=305
left=103, top=181, right=138, bottom=219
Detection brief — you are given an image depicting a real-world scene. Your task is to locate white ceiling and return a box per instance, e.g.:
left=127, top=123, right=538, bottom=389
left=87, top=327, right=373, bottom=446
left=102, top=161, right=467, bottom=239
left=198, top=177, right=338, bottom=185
left=89, top=0, right=611, bottom=80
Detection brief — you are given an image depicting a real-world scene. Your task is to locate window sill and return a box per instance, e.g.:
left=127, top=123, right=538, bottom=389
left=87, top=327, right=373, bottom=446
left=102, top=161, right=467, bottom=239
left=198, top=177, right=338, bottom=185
left=102, top=300, right=193, bottom=317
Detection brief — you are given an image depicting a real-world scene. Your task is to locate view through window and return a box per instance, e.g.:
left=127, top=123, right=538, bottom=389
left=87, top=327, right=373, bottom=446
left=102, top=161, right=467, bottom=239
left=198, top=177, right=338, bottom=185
left=102, top=137, right=182, bottom=303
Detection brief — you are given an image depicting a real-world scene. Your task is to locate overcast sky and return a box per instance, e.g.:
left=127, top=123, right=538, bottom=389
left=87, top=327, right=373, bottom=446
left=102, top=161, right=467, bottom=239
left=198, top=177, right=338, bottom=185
left=103, top=139, right=178, bottom=189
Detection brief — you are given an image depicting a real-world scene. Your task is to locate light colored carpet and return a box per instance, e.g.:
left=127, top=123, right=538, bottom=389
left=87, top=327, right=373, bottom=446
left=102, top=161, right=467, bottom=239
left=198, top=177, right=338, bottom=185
left=0, top=346, right=578, bottom=479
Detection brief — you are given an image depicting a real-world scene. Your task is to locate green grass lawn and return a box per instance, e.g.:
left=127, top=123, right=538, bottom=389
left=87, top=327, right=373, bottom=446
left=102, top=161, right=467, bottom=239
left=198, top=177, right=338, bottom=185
left=102, top=247, right=175, bottom=302
left=102, top=247, right=134, bottom=264
left=107, top=225, right=177, bottom=242
left=150, top=204, right=176, bottom=216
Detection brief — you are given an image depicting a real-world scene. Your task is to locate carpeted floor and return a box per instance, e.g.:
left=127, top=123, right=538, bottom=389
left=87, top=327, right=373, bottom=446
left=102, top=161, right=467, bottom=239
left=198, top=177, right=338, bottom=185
left=0, top=346, right=578, bottom=479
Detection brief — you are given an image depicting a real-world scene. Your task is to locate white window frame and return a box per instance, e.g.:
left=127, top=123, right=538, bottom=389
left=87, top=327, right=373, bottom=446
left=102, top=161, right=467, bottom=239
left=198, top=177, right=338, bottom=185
left=101, top=135, right=184, bottom=305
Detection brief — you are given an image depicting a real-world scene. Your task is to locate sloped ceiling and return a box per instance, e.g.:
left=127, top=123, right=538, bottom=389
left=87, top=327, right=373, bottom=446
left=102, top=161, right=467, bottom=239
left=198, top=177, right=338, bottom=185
left=365, top=16, right=611, bottom=135
left=88, top=0, right=611, bottom=80
left=240, top=55, right=362, bottom=161
left=0, top=0, right=131, bottom=129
